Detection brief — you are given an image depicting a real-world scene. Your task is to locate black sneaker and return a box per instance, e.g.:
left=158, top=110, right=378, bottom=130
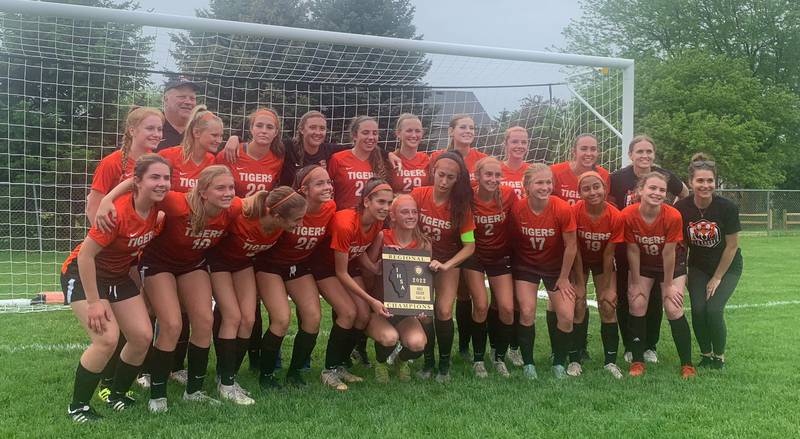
left=698, top=355, right=715, bottom=368
left=712, top=357, right=726, bottom=370
left=259, top=374, right=282, bottom=391
left=68, top=405, right=102, bottom=423
left=285, top=370, right=307, bottom=387
left=107, top=394, right=136, bottom=412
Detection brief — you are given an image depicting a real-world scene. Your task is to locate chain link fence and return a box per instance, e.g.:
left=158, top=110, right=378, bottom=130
left=716, top=189, right=800, bottom=235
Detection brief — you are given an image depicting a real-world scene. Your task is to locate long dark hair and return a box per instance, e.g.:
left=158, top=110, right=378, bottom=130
left=431, top=151, right=473, bottom=232
left=292, top=110, right=327, bottom=167
left=349, top=115, right=388, bottom=180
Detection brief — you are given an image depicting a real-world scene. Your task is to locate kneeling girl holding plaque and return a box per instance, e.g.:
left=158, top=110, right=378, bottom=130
left=364, top=194, right=431, bottom=383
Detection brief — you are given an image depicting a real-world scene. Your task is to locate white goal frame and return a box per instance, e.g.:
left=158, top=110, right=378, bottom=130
left=0, top=0, right=634, bottom=166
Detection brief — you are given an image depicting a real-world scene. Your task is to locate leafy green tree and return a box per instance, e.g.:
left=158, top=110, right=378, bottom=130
left=635, top=51, right=800, bottom=188
left=310, top=0, right=417, bottom=38
left=561, top=0, right=800, bottom=188
left=172, top=0, right=431, bottom=145
left=563, top=0, right=800, bottom=91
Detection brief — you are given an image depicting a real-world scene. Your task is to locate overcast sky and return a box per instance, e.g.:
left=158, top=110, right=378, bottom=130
left=134, top=0, right=584, bottom=115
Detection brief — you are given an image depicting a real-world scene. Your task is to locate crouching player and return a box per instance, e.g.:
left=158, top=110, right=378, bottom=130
left=63, top=154, right=169, bottom=422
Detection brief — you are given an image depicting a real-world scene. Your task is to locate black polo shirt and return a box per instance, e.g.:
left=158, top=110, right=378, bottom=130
left=156, top=119, right=185, bottom=152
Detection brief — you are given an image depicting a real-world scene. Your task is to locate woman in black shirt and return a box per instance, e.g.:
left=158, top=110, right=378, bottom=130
left=610, top=135, right=688, bottom=363
left=676, top=153, right=742, bottom=369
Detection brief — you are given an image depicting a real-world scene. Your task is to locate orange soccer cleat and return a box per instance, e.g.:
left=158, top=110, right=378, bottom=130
left=681, top=365, right=697, bottom=380
left=629, top=361, right=646, bottom=377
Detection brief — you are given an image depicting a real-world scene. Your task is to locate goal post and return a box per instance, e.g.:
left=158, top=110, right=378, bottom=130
left=0, top=0, right=634, bottom=312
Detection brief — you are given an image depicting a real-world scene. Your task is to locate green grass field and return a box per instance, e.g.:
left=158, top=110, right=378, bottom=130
left=1, top=236, right=799, bottom=438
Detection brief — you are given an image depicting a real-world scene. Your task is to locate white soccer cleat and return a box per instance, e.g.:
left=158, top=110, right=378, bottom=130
left=182, top=390, right=221, bottom=405
left=473, top=361, right=488, bottom=378
left=644, top=349, right=659, bottom=363
left=148, top=397, right=168, bottom=413
left=335, top=366, right=364, bottom=383
left=169, top=369, right=188, bottom=385
left=321, top=369, right=348, bottom=391
left=507, top=348, right=524, bottom=367
left=604, top=363, right=624, bottom=379
left=218, top=383, right=255, bottom=406
left=136, top=373, right=151, bottom=389
left=494, top=360, right=511, bottom=378
left=566, top=361, right=583, bottom=377
left=623, top=352, right=633, bottom=363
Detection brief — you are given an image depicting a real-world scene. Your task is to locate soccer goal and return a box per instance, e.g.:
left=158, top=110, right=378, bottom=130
left=0, top=0, right=634, bottom=312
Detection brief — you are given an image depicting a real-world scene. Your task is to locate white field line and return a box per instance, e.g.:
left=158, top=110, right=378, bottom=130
left=0, top=342, right=88, bottom=353
left=724, top=300, right=800, bottom=310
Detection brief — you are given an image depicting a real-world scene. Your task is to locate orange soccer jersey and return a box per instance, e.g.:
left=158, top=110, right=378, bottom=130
left=622, top=203, right=684, bottom=271
left=510, top=195, right=577, bottom=277
left=210, top=213, right=284, bottom=266
left=142, top=191, right=242, bottom=267
left=411, top=186, right=475, bottom=262
left=263, top=200, right=336, bottom=264
left=329, top=209, right=383, bottom=261
left=382, top=229, right=421, bottom=249
left=215, top=144, right=283, bottom=197
left=550, top=161, right=610, bottom=205
left=90, top=150, right=136, bottom=195
left=472, top=185, right=517, bottom=263
left=500, top=162, right=530, bottom=198
left=158, top=146, right=216, bottom=193
left=62, top=193, right=159, bottom=279
left=328, top=149, right=375, bottom=210
left=390, top=151, right=430, bottom=194
left=431, top=148, right=487, bottom=181
left=573, top=200, right=624, bottom=266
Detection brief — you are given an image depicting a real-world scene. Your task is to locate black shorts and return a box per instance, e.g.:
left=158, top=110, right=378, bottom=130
left=640, top=262, right=687, bottom=283
left=511, top=267, right=559, bottom=291
left=312, top=262, right=362, bottom=281
left=139, top=252, right=203, bottom=279
left=206, top=250, right=252, bottom=273
left=461, top=255, right=512, bottom=277
left=61, top=261, right=139, bottom=304
left=583, top=258, right=618, bottom=277
left=254, top=259, right=313, bottom=282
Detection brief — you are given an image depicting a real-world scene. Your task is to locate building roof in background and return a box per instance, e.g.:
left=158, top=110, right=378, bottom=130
left=425, top=90, right=496, bottom=127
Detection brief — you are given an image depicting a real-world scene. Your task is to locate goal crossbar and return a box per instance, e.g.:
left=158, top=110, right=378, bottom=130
left=0, top=0, right=635, bottom=165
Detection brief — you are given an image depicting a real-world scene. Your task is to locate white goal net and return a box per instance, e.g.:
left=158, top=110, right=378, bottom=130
left=0, top=1, right=633, bottom=312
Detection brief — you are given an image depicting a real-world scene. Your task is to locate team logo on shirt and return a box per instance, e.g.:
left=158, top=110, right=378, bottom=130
left=127, top=231, right=155, bottom=248
left=396, top=169, right=426, bottom=177
left=474, top=213, right=506, bottom=224
left=179, top=172, right=198, bottom=189
left=348, top=244, right=371, bottom=260
left=624, top=190, right=640, bottom=207
left=239, top=172, right=273, bottom=183
left=688, top=220, right=720, bottom=248
left=243, top=241, right=277, bottom=257
left=502, top=181, right=524, bottom=197
left=559, top=187, right=580, bottom=203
